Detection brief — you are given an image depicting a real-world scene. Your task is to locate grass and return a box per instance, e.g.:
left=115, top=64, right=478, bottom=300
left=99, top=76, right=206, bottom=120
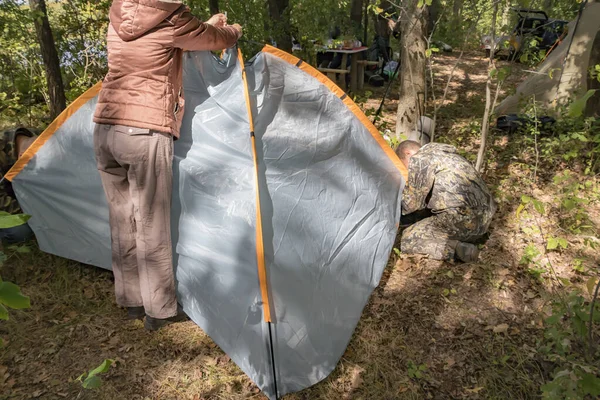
left=1, top=51, right=600, bottom=400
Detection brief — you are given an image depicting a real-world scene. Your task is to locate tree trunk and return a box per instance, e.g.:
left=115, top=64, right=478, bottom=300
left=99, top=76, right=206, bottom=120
left=452, top=0, right=462, bottom=20
left=428, top=0, right=441, bottom=36
left=585, top=30, right=600, bottom=118
left=395, top=2, right=428, bottom=138
left=209, top=0, right=219, bottom=15
left=475, top=1, right=498, bottom=172
left=29, top=0, right=66, bottom=120
left=350, top=0, right=363, bottom=38
left=267, top=0, right=292, bottom=52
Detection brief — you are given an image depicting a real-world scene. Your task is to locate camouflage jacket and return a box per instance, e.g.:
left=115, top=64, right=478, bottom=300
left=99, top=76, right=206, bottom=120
left=402, top=143, right=495, bottom=215
left=0, top=128, right=37, bottom=214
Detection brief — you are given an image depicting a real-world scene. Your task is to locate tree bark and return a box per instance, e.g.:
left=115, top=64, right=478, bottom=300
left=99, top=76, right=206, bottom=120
left=475, top=1, right=498, bottom=172
left=267, top=0, right=292, bottom=52
left=350, top=0, right=363, bottom=38
left=29, top=0, right=66, bottom=120
left=585, top=30, right=600, bottom=118
left=395, top=2, right=428, bottom=138
left=452, top=0, right=462, bottom=20
left=209, top=0, right=219, bottom=15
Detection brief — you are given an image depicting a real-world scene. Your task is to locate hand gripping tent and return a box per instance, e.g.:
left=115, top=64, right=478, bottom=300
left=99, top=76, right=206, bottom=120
left=5, top=46, right=407, bottom=399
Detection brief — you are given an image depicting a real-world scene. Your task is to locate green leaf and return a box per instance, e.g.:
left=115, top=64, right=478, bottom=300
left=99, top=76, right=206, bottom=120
left=14, top=245, right=30, bottom=254
left=547, top=237, right=559, bottom=250
left=545, top=314, right=560, bottom=325
left=532, top=199, right=545, bottom=215
left=0, top=281, right=30, bottom=309
left=425, top=48, right=432, bottom=58
left=82, top=375, right=102, bottom=389
left=87, top=359, right=114, bottom=378
left=0, top=214, right=31, bottom=229
left=0, top=304, right=8, bottom=320
left=558, top=238, right=568, bottom=249
left=568, top=90, right=597, bottom=117
left=516, top=203, right=525, bottom=219
left=580, top=373, right=600, bottom=396
left=521, top=195, right=531, bottom=204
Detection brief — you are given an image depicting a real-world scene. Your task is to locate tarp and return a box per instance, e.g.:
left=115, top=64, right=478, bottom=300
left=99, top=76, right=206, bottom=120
left=496, top=1, right=600, bottom=115
left=5, top=46, right=406, bottom=399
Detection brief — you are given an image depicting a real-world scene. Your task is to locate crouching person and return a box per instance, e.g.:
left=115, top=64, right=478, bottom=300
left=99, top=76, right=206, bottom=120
left=0, top=128, right=38, bottom=243
left=396, top=140, right=496, bottom=263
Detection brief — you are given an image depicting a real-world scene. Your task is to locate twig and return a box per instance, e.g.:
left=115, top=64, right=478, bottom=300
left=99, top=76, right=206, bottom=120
left=532, top=96, right=540, bottom=182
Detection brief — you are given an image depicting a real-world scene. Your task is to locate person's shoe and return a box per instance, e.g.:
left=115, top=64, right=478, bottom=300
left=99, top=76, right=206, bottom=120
left=144, top=307, right=188, bottom=332
left=126, top=306, right=145, bottom=320
left=455, top=242, right=480, bottom=263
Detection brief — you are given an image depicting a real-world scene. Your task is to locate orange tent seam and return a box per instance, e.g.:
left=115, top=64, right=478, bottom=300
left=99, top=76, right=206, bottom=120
left=261, top=45, right=408, bottom=181
left=5, top=81, right=103, bottom=182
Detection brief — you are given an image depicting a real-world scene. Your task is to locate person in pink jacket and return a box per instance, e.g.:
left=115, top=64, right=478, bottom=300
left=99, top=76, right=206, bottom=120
left=93, top=0, right=242, bottom=331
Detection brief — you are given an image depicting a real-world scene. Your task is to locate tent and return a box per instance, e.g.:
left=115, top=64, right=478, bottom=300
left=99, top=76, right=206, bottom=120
left=496, top=0, right=600, bottom=116
left=5, top=45, right=407, bottom=399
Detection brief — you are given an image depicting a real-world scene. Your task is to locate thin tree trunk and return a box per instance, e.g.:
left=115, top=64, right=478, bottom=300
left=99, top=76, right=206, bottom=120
left=395, top=2, right=428, bottom=138
left=453, top=0, right=462, bottom=20
left=351, top=0, right=363, bottom=38
left=29, top=0, right=66, bottom=120
left=209, top=0, right=219, bottom=15
left=475, top=1, right=498, bottom=172
left=267, top=0, right=292, bottom=52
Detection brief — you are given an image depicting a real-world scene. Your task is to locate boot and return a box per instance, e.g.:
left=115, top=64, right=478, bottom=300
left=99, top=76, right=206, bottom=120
left=126, top=306, right=145, bottom=320
left=144, top=306, right=188, bottom=332
left=455, top=242, right=480, bottom=263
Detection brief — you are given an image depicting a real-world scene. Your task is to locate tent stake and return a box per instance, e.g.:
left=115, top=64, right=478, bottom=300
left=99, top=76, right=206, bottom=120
left=268, top=321, right=279, bottom=399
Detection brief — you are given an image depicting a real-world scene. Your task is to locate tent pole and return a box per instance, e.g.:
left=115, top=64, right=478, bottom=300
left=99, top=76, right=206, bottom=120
left=268, top=321, right=279, bottom=399
left=237, top=46, right=279, bottom=400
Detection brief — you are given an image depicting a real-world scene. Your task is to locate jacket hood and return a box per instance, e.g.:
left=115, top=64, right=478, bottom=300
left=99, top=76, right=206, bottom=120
left=110, top=0, right=183, bottom=41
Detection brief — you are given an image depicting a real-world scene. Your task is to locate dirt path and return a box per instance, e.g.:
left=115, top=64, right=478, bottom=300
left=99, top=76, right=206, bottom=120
left=1, top=52, right=598, bottom=400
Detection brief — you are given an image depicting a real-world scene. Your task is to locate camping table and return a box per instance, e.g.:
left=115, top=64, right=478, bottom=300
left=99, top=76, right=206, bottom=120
left=318, top=46, right=369, bottom=93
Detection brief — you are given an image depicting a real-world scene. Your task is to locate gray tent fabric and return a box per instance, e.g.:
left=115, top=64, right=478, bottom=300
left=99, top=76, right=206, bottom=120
left=8, top=47, right=405, bottom=399
left=496, top=1, right=600, bottom=115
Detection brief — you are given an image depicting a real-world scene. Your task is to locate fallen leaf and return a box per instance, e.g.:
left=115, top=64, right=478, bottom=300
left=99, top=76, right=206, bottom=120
left=526, top=290, right=537, bottom=299
left=465, top=386, right=485, bottom=394
left=493, top=324, right=509, bottom=334
left=444, top=358, right=455, bottom=370
left=587, top=277, right=598, bottom=297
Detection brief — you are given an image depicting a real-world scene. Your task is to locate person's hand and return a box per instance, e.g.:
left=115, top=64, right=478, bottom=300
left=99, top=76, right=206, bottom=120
left=206, top=13, right=227, bottom=27
left=231, top=23, right=243, bottom=38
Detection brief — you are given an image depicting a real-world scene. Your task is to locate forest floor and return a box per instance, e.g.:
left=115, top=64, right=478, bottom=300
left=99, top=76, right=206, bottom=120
left=1, top=51, right=599, bottom=400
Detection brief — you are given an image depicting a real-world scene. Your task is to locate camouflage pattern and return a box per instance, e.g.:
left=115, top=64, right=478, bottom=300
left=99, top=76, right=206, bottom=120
left=401, top=143, right=496, bottom=261
left=0, top=128, right=37, bottom=214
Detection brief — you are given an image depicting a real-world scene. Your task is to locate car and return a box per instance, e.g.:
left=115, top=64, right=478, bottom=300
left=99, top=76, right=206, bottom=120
left=480, top=8, right=568, bottom=60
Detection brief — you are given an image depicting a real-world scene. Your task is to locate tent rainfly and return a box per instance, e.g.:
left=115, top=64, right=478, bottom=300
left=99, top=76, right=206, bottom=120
left=5, top=46, right=407, bottom=399
left=496, top=0, right=600, bottom=116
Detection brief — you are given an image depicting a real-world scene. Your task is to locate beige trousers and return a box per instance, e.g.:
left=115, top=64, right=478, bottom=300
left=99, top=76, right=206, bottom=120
left=94, top=124, right=177, bottom=319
